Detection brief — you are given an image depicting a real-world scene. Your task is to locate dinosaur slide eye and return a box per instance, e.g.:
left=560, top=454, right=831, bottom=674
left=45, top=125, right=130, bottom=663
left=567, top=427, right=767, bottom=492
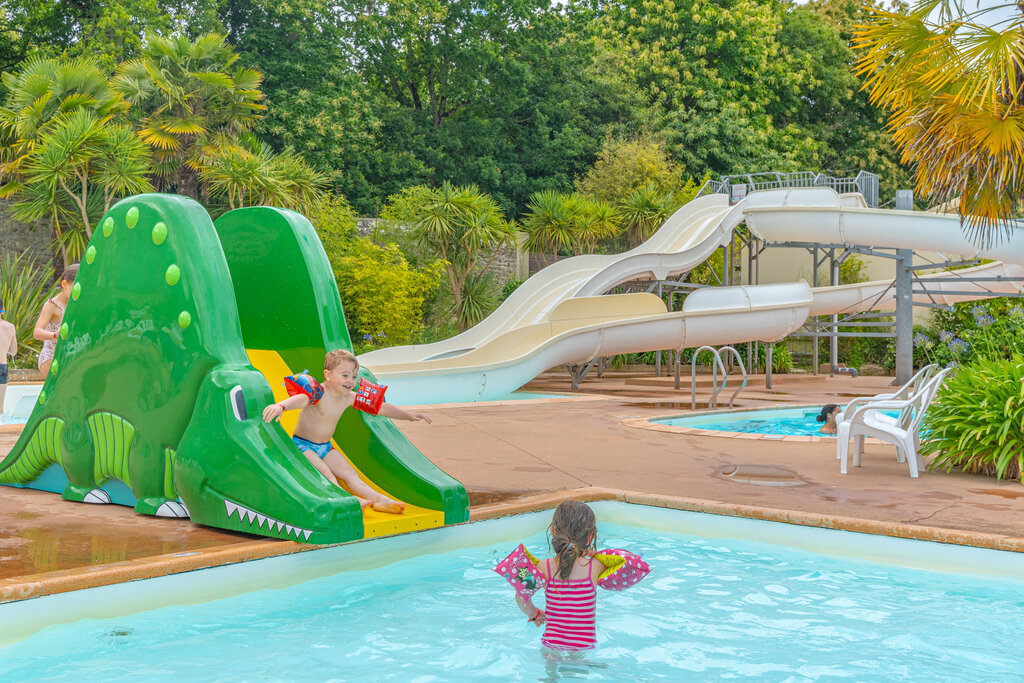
left=230, top=385, right=247, bottom=421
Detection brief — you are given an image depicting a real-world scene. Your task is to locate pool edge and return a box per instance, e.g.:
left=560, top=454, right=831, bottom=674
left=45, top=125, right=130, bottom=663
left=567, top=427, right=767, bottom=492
left=6, top=486, right=1024, bottom=606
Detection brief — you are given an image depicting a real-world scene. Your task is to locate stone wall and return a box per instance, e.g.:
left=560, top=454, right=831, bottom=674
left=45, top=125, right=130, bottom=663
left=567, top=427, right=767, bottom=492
left=0, top=199, right=53, bottom=271
left=355, top=217, right=528, bottom=284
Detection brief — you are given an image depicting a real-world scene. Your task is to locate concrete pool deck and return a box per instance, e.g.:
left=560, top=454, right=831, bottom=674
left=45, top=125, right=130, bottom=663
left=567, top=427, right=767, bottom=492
left=3, top=370, right=1024, bottom=602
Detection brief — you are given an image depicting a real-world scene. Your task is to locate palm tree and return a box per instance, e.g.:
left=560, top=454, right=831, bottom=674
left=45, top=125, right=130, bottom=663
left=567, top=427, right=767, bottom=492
left=854, top=1, right=1024, bottom=246
left=521, top=190, right=576, bottom=264
left=618, top=182, right=674, bottom=247
left=16, top=110, right=152, bottom=261
left=521, top=192, right=622, bottom=262
left=412, top=181, right=515, bottom=332
left=197, top=133, right=325, bottom=215
left=575, top=197, right=620, bottom=254
left=0, top=57, right=146, bottom=265
left=112, top=33, right=266, bottom=198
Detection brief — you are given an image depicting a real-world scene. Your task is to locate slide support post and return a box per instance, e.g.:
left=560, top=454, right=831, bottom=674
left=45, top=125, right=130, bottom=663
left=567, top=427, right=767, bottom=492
left=895, top=248, right=914, bottom=385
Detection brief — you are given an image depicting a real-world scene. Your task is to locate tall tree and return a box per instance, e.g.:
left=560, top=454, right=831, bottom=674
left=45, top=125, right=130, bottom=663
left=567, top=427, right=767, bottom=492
left=412, top=181, right=516, bottom=331
left=0, top=57, right=150, bottom=264
left=111, top=32, right=265, bottom=198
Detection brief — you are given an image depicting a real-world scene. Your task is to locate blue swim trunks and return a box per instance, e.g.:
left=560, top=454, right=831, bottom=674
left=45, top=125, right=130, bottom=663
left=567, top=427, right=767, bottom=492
left=292, top=435, right=333, bottom=459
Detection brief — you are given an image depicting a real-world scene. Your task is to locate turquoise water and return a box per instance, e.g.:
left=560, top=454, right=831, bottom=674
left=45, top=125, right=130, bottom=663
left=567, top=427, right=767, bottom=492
left=1, top=520, right=1020, bottom=680
left=656, top=407, right=901, bottom=437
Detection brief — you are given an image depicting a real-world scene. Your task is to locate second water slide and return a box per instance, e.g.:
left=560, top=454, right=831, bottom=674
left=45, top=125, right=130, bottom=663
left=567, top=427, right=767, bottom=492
left=365, top=187, right=1024, bottom=405
left=742, top=188, right=1024, bottom=316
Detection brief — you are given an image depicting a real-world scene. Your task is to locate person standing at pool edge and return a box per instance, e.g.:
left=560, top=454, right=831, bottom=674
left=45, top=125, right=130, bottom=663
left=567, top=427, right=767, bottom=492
left=817, top=404, right=841, bottom=434
left=33, top=263, right=78, bottom=378
left=262, top=349, right=431, bottom=513
left=0, top=299, right=16, bottom=415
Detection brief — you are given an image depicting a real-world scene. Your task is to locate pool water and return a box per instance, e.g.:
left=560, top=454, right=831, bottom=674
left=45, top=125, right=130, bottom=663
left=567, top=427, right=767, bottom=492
left=2, top=510, right=1020, bottom=680
left=655, top=407, right=901, bottom=437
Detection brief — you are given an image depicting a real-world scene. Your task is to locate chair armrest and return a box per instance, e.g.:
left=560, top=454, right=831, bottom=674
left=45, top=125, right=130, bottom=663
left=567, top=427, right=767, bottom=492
left=840, top=394, right=898, bottom=421
left=846, top=399, right=913, bottom=426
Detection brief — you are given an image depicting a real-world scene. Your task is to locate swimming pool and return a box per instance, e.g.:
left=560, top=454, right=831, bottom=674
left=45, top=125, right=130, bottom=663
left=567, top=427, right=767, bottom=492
left=0, top=384, right=38, bottom=424
left=652, top=406, right=900, bottom=437
left=2, top=502, right=1021, bottom=680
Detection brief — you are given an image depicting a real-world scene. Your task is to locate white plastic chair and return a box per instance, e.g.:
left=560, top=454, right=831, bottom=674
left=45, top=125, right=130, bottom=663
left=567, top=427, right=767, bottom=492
left=836, top=364, right=936, bottom=425
left=835, top=368, right=950, bottom=477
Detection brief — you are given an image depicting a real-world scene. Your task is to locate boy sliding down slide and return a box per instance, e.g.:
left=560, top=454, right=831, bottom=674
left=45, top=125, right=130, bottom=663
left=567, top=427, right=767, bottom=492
left=262, top=349, right=431, bottom=514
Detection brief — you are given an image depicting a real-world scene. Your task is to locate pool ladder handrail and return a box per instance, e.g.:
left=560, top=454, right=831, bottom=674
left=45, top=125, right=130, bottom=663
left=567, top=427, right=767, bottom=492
left=688, top=345, right=748, bottom=410
left=717, top=346, right=748, bottom=409
left=690, top=346, right=726, bottom=410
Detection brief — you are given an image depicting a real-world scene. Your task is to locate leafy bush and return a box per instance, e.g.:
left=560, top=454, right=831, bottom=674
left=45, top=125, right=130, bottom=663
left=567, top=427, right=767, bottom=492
left=913, top=301, right=1024, bottom=369
left=922, top=355, right=1024, bottom=481
left=501, top=277, right=525, bottom=301
left=756, top=342, right=793, bottom=374
left=0, top=250, right=58, bottom=357
left=328, top=238, right=442, bottom=353
left=306, top=193, right=359, bottom=242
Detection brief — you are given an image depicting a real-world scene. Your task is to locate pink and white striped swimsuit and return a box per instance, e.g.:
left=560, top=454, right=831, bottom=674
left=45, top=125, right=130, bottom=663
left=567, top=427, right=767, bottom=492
left=541, top=572, right=597, bottom=651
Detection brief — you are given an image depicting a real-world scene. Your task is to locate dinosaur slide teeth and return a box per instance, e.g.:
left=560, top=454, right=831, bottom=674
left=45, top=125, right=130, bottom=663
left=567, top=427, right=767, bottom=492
left=222, top=498, right=312, bottom=541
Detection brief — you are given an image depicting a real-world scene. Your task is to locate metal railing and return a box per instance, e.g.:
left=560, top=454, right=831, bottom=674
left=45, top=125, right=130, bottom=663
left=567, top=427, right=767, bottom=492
left=716, top=346, right=748, bottom=407
left=685, top=346, right=749, bottom=410
left=693, top=170, right=880, bottom=208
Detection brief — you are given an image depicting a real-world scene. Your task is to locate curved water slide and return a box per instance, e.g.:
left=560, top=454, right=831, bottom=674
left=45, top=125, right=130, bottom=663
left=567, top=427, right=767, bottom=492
left=371, top=283, right=813, bottom=404
left=359, top=194, right=743, bottom=366
left=742, top=188, right=1024, bottom=316
left=369, top=187, right=1024, bottom=405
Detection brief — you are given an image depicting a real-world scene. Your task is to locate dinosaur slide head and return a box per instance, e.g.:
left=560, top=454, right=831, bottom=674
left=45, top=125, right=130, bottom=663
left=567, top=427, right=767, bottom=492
left=173, top=366, right=362, bottom=544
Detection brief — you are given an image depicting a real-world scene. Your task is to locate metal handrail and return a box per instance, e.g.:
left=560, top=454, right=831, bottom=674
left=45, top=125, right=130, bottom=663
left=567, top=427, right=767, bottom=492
left=704, top=169, right=880, bottom=208
left=717, top=346, right=748, bottom=408
left=690, top=346, right=728, bottom=410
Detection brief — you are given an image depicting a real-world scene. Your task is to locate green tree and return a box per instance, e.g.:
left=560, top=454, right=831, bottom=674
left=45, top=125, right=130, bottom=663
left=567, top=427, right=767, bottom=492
left=618, top=182, right=675, bottom=248
left=600, top=0, right=815, bottom=174
left=854, top=1, right=1024, bottom=242
left=0, top=57, right=151, bottom=264
left=329, top=237, right=443, bottom=350
left=112, top=32, right=266, bottom=198
left=412, top=181, right=516, bottom=331
left=576, top=135, right=684, bottom=208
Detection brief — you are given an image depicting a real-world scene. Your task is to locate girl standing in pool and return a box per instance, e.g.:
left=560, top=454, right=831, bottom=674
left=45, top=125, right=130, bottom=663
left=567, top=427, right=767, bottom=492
left=33, top=264, right=77, bottom=377
left=816, top=404, right=841, bottom=434
left=516, top=501, right=604, bottom=650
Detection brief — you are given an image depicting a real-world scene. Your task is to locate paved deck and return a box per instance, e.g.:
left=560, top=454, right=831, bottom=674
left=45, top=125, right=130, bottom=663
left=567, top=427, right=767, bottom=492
left=3, top=370, right=1024, bottom=602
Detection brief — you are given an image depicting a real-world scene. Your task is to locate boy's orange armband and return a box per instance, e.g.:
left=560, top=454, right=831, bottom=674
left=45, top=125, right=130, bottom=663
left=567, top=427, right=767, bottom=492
left=353, top=377, right=387, bottom=415
left=283, top=372, right=324, bottom=405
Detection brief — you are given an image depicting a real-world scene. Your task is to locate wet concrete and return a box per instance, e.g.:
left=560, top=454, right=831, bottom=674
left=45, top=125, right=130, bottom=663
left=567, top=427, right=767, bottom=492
left=0, top=487, right=262, bottom=581
left=4, top=369, right=1024, bottom=590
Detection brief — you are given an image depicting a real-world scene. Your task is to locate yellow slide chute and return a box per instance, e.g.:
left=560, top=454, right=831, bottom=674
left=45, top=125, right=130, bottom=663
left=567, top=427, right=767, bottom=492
left=246, top=349, right=444, bottom=538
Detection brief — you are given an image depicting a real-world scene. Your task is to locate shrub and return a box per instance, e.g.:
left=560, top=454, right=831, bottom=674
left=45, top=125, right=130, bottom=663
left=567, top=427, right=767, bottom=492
left=329, top=237, right=442, bottom=353
left=306, top=193, right=359, bottom=241
left=0, top=250, right=58, bottom=357
left=922, top=356, right=1024, bottom=481
left=756, top=342, right=793, bottom=373
left=501, top=277, right=525, bottom=301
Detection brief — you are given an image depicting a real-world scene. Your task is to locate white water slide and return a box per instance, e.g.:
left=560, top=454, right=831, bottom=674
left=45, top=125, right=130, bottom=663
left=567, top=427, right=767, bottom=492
left=363, top=187, right=1024, bottom=405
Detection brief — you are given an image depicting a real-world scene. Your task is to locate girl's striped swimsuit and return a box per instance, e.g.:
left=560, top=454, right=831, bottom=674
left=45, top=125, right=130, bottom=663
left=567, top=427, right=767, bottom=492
left=541, top=577, right=597, bottom=651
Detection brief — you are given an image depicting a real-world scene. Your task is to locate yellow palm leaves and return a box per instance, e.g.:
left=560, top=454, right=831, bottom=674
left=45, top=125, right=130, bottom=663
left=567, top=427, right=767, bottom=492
left=854, top=1, right=1024, bottom=246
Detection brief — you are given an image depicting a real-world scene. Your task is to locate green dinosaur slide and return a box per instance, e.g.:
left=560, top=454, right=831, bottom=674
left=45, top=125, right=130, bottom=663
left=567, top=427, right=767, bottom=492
left=0, top=194, right=468, bottom=544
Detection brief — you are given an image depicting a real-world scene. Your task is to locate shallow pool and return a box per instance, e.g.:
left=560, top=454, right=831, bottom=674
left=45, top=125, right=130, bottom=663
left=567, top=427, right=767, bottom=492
left=654, top=406, right=900, bottom=437
left=1, top=503, right=1020, bottom=680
